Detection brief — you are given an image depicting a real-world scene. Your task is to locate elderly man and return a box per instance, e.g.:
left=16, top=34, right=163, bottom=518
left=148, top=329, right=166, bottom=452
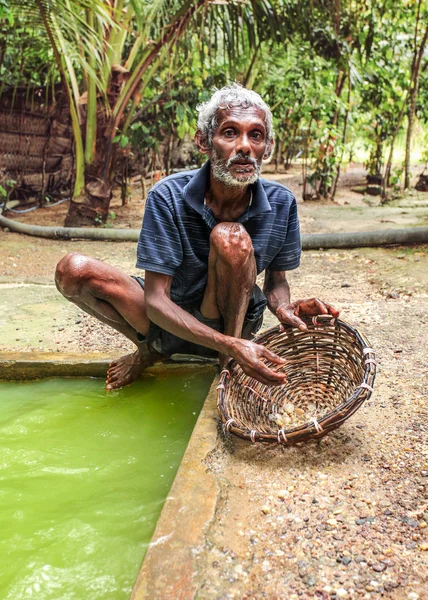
left=55, top=84, right=338, bottom=390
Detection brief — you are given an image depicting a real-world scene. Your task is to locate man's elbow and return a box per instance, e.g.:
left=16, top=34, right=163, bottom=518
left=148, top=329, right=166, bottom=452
left=145, top=302, right=156, bottom=322
left=144, top=295, right=158, bottom=321
left=144, top=292, right=167, bottom=322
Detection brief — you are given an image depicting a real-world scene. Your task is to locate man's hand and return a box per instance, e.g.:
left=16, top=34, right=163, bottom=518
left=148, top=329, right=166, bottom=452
left=276, top=298, right=340, bottom=331
left=228, top=338, right=287, bottom=386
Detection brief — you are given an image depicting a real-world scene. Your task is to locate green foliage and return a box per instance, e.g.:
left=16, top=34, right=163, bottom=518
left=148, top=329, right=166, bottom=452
left=307, top=127, right=344, bottom=196
left=1, top=0, right=427, bottom=209
left=390, top=166, right=403, bottom=193
left=0, top=177, right=17, bottom=201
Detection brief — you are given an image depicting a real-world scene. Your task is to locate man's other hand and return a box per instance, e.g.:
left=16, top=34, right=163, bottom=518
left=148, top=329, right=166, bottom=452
left=276, top=298, right=340, bottom=331
left=229, top=339, right=287, bottom=386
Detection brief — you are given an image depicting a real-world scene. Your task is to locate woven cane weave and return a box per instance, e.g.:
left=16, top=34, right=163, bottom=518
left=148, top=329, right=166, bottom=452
left=217, top=315, right=376, bottom=444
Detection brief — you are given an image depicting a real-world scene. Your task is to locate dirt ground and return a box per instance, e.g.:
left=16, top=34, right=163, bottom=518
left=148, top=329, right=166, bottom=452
left=1, top=165, right=427, bottom=599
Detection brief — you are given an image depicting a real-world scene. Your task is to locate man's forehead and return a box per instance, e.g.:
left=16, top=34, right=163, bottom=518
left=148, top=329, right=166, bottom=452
left=215, top=104, right=267, bottom=127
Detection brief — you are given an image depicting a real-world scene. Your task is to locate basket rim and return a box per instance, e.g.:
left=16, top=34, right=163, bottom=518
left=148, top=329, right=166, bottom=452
left=217, top=316, right=376, bottom=444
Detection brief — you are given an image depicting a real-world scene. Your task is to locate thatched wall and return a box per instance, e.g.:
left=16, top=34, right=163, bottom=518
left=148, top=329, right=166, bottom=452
left=0, top=85, right=73, bottom=198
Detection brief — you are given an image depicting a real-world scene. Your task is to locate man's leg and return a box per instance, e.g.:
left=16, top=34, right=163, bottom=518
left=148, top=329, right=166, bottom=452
left=200, top=222, right=257, bottom=363
left=55, top=253, right=165, bottom=389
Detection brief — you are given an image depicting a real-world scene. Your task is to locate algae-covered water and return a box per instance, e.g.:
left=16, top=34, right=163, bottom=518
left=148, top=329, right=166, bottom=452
left=0, top=369, right=213, bottom=599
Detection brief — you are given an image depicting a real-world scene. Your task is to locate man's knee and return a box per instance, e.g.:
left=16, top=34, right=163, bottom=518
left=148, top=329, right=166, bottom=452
left=55, top=252, right=92, bottom=298
left=210, top=222, right=254, bottom=263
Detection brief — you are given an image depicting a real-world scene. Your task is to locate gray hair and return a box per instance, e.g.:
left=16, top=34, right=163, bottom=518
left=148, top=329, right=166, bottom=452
left=196, top=83, right=274, bottom=147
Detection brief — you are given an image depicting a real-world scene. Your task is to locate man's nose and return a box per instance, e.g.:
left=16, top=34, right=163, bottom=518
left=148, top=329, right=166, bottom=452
left=236, top=133, right=251, bottom=155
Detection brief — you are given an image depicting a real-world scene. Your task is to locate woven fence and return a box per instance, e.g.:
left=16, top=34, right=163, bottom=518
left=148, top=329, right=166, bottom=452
left=0, top=85, right=73, bottom=197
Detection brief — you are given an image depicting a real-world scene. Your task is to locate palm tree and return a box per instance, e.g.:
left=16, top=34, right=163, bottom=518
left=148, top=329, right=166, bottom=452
left=6, top=0, right=286, bottom=226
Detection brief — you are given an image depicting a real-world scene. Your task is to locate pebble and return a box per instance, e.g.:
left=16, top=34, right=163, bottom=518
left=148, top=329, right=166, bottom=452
left=335, top=589, right=348, bottom=598
left=408, top=593, right=419, bottom=600
left=303, top=575, right=317, bottom=587
left=381, top=559, right=395, bottom=568
left=261, top=505, right=270, bottom=514
left=384, top=580, right=399, bottom=590
left=354, top=554, right=366, bottom=563
left=372, top=563, right=387, bottom=572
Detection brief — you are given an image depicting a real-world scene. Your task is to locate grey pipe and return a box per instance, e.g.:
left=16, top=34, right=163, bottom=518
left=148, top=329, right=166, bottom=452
left=301, top=227, right=428, bottom=249
left=0, top=214, right=138, bottom=241
left=1, top=212, right=427, bottom=248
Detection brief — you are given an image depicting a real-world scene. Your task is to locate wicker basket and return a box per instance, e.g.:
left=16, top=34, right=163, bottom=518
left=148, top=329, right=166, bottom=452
left=217, top=315, right=376, bottom=444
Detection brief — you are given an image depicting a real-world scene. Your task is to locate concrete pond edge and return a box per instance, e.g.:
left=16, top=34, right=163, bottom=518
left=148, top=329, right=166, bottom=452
left=0, top=351, right=217, bottom=380
left=131, top=375, right=220, bottom=600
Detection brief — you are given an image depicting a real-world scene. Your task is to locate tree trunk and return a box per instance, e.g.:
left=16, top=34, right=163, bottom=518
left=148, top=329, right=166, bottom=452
left=404, top=21, right=428, bottom=189
left=302, top=117, right=313, bottom=201
left=64, top=0, right=207, bottom=227
left=331, top=66, right=352, bottom=198
left=64, top=128, right=116, bottom=227
left=315, top=68, right=347, bottom=199
left=274, top=139, right=281, bottom=173
left=382, top=89, right=409, bottom=201
left=65, top=66, right=128, bottom=226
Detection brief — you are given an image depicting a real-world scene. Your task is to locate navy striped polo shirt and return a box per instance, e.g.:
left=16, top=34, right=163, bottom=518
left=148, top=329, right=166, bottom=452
left=136, top=161, right=301, bottom=305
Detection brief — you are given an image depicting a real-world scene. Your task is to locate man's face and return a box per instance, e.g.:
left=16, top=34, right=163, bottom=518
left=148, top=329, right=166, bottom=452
left=209, top=105, right=271, bottom=187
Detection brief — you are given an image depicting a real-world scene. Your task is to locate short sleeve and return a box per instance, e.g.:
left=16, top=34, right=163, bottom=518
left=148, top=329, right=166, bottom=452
left=136, top=190, right=183, bottom=276
left=268, top=195, right=301, bottom=271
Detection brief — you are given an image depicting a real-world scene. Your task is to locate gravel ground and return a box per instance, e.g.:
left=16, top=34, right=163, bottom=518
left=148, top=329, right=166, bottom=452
left=195, top=248, right=428, bottom=600
left=0, top=180, right=427, bottom=599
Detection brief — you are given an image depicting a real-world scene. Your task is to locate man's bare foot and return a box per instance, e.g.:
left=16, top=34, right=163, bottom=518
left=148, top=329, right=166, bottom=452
left=106, top=347, right=160, bottom=390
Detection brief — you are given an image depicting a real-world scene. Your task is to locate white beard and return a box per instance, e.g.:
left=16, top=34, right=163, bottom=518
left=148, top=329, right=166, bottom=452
left=210, top=149, right=262, bottom=187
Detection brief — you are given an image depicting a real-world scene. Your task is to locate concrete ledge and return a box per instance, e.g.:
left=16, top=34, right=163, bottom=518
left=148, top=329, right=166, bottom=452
left=0, top=352, right=117, bottom=380
left=131, top=376, right=220, bottom=600
left=0, top=352, right=216, bottom=381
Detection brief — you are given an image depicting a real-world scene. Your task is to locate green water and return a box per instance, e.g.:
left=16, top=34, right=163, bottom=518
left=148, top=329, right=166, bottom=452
left=0, top=370, right=213, bottom=600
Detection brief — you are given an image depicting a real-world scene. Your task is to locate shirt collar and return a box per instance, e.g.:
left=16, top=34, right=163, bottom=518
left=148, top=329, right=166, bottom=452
left=182, top=160, right=271, bottom=221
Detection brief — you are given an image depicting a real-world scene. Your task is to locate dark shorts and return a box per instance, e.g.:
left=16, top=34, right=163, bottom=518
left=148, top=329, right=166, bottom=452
left=132, top=276, right=267, bottom=358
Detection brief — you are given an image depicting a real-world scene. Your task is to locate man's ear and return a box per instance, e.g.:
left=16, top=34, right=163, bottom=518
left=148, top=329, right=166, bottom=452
left=263, top=138, right=274, bottom=161
left=194, top=129, right=210, bottom=155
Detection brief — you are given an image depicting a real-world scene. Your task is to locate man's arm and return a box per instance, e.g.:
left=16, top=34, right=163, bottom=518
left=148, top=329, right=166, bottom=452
left=263, top=269, right=340, bottom=330
left=144, top=271, right=287, bottom=386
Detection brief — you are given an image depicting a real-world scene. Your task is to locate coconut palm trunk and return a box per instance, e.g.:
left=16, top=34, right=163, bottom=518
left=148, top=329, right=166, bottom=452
left=65, top=0, right=207, bottom=227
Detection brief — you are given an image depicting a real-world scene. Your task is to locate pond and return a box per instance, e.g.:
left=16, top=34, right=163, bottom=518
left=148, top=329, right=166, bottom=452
left=0, top=369, right=213, bottom=599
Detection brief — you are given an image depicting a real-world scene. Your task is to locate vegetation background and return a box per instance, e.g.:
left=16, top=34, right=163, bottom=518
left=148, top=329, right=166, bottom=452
left=0, top=0, right=427, bottom=226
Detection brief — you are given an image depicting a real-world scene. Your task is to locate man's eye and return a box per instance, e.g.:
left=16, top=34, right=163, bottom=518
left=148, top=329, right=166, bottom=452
left=251, top=132, right=263, bottom=140
left=224, top=129, right=236, bottom=137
